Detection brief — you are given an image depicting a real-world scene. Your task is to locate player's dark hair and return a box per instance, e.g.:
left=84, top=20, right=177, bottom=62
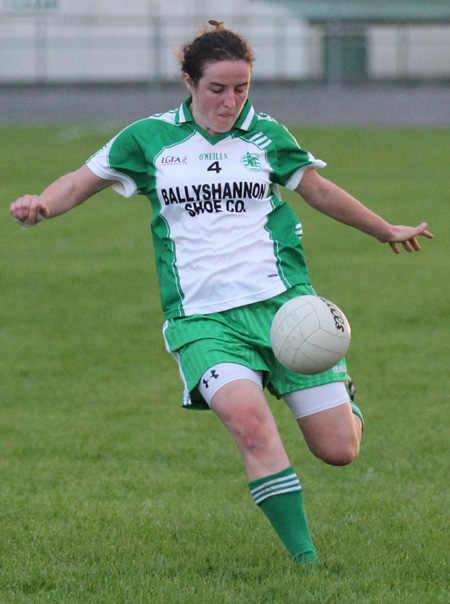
left=180, top=20, right=255, bottom=85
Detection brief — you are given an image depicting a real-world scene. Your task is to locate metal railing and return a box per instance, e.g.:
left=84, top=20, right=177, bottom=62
left=1, top=11, right=449, bottom=84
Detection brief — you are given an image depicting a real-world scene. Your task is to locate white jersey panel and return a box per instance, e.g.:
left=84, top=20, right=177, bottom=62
left=154, top=132, right=286, bottom=315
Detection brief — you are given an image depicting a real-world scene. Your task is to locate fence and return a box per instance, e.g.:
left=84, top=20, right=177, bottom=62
left=1, top=9, right=450, bottom=84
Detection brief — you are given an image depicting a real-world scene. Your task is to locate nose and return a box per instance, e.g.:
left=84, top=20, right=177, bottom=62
left=223, top=89, right=236, bottom=109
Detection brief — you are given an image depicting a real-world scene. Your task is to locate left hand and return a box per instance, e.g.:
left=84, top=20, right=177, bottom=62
left=377, top=222, right=434, bottom=254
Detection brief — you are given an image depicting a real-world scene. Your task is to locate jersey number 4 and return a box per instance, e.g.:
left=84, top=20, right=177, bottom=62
left=207, top=161, right=222, bottom=173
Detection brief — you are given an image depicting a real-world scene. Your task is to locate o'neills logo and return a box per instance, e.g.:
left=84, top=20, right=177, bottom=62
left=161, top=155, right=188, bottom=166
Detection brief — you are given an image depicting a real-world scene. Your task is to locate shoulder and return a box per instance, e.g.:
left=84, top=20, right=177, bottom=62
left=255, top=112, right=288, bottom=133
left=118, top=108, right=179, bottom=136
left=244, top=110, right=300, bottom=150
left=246, top=104, right=295, bottom=136
left=109, top=107, right=189, bottom=157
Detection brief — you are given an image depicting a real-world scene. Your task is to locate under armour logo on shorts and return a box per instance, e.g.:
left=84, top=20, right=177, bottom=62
left=202, top=369, right=219, bottom=389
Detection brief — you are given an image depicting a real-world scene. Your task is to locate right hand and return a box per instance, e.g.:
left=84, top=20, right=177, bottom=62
left=10, top=194, right=49, bottom=226
left=376, top=222, right=434, bottom=254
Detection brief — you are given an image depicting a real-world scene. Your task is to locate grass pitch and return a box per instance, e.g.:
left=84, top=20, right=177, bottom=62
left=1, top=124, right=449, bottom=603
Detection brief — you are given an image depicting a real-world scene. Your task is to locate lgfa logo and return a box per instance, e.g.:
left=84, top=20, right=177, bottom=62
left=161, top=155, right=188, bottom=166
left=240, top=152, right=262, bottom=172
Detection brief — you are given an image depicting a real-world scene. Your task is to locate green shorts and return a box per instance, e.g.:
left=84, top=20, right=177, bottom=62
left=163, top=284, right=349, bottom=410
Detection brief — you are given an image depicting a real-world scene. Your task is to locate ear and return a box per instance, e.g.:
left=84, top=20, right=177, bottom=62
left=183, top=73, right=194, bottom=94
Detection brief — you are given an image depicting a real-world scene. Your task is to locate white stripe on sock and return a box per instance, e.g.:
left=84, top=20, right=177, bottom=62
left=253, top=485, right=302, bottom=505
left=251, top=473, right=302, bottom=505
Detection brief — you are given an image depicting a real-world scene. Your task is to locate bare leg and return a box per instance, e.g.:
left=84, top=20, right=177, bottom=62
left=298, top=402, right=363, bottom=466
left=210, top=379, right=290, bottom=481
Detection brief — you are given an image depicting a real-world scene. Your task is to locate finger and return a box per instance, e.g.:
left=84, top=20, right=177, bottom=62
left=10, top=196, right=30, bottom=219
left=10, top=195, right=45, bottom=227
left=389, top=242, right=400, bottom=254
left=409, top=237, right=421, bottom=252
left=417, top=222, right=434, bottom=240
left=27, top=203, right=38, bottom=224
left=401, top=241, right=413, bottom=253
left=11, top=195, right=42, bottom=223
left=10, top=199, right=24, bottom=220
left=16, top=200, right=30, bottom=222
left=29, top=203, right=46, bottom=224
left=26, top=196, right=41, bottom=223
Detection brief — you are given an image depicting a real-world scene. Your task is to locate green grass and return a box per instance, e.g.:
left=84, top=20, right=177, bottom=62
left=1, top=125, right=449, bottom=603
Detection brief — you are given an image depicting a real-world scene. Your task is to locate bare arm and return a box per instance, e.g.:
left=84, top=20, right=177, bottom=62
left=10, top=164, right=115, bottom=226
left=296, top=168, right=434, bottom=254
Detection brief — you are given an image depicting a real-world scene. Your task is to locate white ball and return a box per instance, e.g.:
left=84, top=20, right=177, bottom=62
left=270, top=295, right=351, bottom=375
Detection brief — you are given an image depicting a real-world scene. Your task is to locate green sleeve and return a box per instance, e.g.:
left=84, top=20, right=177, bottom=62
left=107, top=122, right=150, bottom=195
left=262, top=121, right=326, bottom=189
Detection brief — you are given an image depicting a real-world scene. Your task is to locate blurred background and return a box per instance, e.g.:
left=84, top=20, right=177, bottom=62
left=1, top=0, right=450, bottom=125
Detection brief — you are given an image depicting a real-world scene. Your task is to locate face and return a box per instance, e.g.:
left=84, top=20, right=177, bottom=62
left=184, top=60, right=251, bottom=136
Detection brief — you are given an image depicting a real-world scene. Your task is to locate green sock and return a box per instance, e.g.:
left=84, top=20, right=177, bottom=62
left=249, top=467, right=318, bottom=564
left=345, top=380, right=364, bottom=428
left=351, top=402, right=364, bottom=427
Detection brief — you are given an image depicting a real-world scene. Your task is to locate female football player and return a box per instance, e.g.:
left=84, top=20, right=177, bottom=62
left=10, top=21, right=433, bottom=564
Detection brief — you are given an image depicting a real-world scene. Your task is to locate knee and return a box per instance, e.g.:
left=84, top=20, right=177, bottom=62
left=234, top=411, right=275, bottom=454
left=211, top=380, right=286, bottom=462
left=312, top=439, right=360, bottom=467
left=299, top=405, right=363, bottom=467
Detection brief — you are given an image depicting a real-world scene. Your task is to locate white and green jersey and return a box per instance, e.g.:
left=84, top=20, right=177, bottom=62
left=87, top=99, right=326, bottom=319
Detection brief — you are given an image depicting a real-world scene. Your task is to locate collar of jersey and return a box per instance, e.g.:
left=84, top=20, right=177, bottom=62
left=176, top=97, right=257, bottom=143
